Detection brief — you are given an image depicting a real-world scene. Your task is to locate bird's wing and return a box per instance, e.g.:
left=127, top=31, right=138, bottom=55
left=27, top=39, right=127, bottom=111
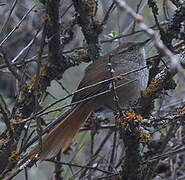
left=72, top=59, right=111, bottom=104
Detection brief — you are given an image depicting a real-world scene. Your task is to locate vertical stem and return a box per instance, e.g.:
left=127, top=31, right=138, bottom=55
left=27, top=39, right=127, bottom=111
left=54, top=151, right=63, bottom=180
left=120, top=126, right=141, bottom=180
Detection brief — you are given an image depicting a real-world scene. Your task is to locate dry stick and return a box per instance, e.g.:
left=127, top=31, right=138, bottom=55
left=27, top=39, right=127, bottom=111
left=36, top=66, right=147, bottom=116
left=0, top=3, right=72, bottom=66
left=108, top=131, right=117, bottom=172
left=89, top=127, right=95, bottom=179
left=79, top=54, right=124, bottom=178
left=114, top=1, right=177, bottom=179
left=0, top=0, right=18, bottom=36
left=0, top=21, right=167, bottom=73
left=1, top=6, right=45, bottom=177
left=108, top=58, right=123, bottom=116
left=54, top=151, right=62, bottom=180
left=149, top=0, right=169, bottom=48
left=10, top=1, right=178, bottom=179
left=16, top=78, right=137, bottom=125
left=118, top=0, right=148, bottom=40
left=1, top=1, right=72, bottom=179
left=66, top=143, right=88, bottom=177
left=11, top=30, right=41, bottom=63
left=144, top=125, right=178, bottom=180
left=24, top=167, right=28, bottom=180
left=132, top=0, right=144, bottom=32
left=0, top=3, right=6, bottom=6
left=145, top=146, right=185, bottom=162
left=0, top=105, right=12, bottom=135
left=101, top=21, right=167, bottom=43
left=45, top=159, right=114, bottom=175
left=93, top=130, right=114, bottom=157
left=60, top=3, right=73, bottom=19
left=21, top=112, right=184, bottom=177
left=0, top=5, right=36, bottom=47
left=34, top=20, right=48, bottom=160
left=0, top=93, right=10, bottom=115
left=1, top=49, right=21, bottom=81
left=0, top=58, right=37, bottom=69
left=115, top=0, right=176, bottom=66
left=20, top=129, right=36, bottom=153
left=30, top=123, right=116, bottom=132
left=13, top=66, right=146, bottom=125
left=72, top=0, right=101, bottom=61
left=24, top=112, right=184, bottom=162
left=0, top=22, right=166, bottom=70
left=0, top=44, right=82, bottom=69
left=102, top=2, right=115, bottom=25
left=58, top=130, right=111, bottom=178
left=107, top=57, right=120, bottom=172
left=96, top=173, right=119, bottom=180
left=46, top=1, right=63, bottom=179
left=8, top=29, right=42, bottom=102
left=55, top=79, right=70, bottom=95
left=163, top=0, right=169, bottom=20
left=2, top=19, right=42, bottom=180
left=20, top=29, right=43, bottom=80
left=3, top=169, right=22, bottom=180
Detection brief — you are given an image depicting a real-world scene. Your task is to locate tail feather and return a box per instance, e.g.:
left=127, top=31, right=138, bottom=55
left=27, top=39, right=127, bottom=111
left=20, top=102, right=92, bottom=166
left=39, top=102, right=92, bottom=159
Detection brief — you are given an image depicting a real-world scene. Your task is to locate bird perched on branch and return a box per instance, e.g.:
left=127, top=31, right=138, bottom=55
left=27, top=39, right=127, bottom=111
left=19, top=39, right=150, bottom=165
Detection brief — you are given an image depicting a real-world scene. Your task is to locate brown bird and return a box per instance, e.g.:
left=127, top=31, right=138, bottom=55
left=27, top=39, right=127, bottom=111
left=21, top=40, right=149, bottom=163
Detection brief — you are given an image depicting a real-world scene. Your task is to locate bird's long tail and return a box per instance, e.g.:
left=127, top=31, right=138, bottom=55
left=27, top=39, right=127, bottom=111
left=20, top=102, right=92, bottom=166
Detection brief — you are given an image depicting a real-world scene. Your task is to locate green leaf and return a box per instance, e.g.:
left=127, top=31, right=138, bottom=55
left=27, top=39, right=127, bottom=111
left=105, top=31, right=118, bottom=38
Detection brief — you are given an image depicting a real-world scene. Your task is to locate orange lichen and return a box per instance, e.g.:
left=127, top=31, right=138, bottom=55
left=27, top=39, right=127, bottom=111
left=42, top=13, right=50, bottom=21
left=136, top=114, right=144, bottom=122
left=39, top=66, right=48, bottom=77
left=30, top=154, right=39, bottom=162
left=178, top=107, right=185, bottom=115
left=124, top=110, right=137, bottom=120
left=19, top=68, right=47, bottom=99
left=115, top=75, right=124, bottom=81
left=82, top=0, right=96, bottom=16
left=11, top=119, right=23, bottom=124
left=139, top=130, right=151, bottom=144
left=115, top=115, right=125, bottom=128
left=5, top=131, right=11, bottom=139
left=20, top=83, right=29, bottom=92
left=115, top=110, right=146, bottom=127
left=141, top=78, right=161, bottom=98
left=8, top=151, right=21, bottom=163
left=20, top=77, right=35, bottom=92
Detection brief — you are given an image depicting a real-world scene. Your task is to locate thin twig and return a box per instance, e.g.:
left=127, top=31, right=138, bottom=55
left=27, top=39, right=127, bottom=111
left=0, top=5, right=36, bottom=47
left=0, top=0, right=18, bottom=36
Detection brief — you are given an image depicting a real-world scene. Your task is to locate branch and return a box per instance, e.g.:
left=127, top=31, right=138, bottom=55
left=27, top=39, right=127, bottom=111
left=72, top=0, right=103, bottom=61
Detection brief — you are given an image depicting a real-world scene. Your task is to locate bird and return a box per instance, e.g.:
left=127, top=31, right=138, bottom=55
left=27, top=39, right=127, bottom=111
left=20, top=39, right=150, bottom=164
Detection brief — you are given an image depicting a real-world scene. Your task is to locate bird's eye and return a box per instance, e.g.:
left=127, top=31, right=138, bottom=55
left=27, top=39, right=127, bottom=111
left=128, top=46, right=134, bottom=52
